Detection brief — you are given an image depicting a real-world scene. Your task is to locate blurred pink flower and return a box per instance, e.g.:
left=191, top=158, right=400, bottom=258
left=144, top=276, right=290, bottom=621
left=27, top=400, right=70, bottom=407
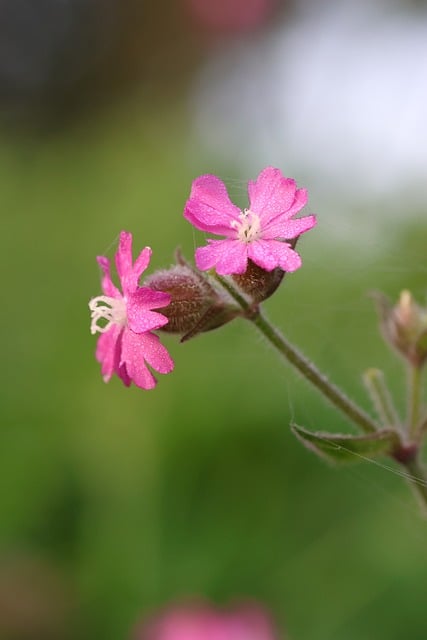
left=183, top=0, right=277, bottom=34
left=184, top=166, right=316, bottom=276
left=136, top=602, right=280, bottom=640
left=89, top=231, right=174, bottom=389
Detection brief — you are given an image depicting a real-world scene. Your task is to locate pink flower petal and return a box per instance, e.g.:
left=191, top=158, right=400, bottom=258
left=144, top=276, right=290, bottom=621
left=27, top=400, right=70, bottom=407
left=127, top=288, right=171, bottom=333
left=248, top=238, right=302, bottom=272
left=277, top=187, right=308, bottom=221
left=115, top=231, right=152, bottom=294
left=132, top=246, right=153, bottom=285
left=248, top=167, right=301, bottom=224
left=97, top=256, right=121, bottom=298
left=117, top=361, right=132, bottom=387
left=195, top=239, right=248, bottom=275
left=96, top=325, right=123, bottom=382
left=115, top=231, right=133, bottom=286
left=120, top=329, right=157, bottom=389
left=184, top=174, right=241, bottom=235
left=263, top=213, right=317, bottom=240
left=121, top=329, right=174, bottom=389
left=140, top=332, right=175, bottom=375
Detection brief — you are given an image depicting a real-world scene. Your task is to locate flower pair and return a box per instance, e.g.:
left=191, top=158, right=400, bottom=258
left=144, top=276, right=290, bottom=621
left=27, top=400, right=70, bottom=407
left=89, top=167, right=317, bottom=389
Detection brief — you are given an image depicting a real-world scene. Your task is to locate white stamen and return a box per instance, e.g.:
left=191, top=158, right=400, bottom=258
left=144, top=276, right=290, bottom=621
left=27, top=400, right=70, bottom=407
left=232, top=209, right=262, bottom=243
left=89, top=296, right=127, bottom=334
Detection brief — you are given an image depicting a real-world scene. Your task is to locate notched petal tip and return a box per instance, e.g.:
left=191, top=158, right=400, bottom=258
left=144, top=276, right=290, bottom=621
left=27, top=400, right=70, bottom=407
left=190, top=173, right=228, bottom=195
left=184, top=173, right=242, bottom=234
left=96, top=255, right=110, bottom=269
left=119, top=230, right=132, bottom=244
left=116, top=230, right=133, bottom=272
left=133, top=246, right=153, bottom=281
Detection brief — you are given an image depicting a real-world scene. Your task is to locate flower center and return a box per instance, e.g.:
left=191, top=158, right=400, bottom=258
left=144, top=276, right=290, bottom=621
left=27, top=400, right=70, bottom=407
left=231, top=209, right=262, bottom=243
left=89, top=296, right=127, bottom=334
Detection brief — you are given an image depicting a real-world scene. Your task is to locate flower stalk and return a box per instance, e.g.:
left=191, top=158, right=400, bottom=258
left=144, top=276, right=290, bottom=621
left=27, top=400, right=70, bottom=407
left=363, top=368, right=400, bottom=430
left=214, top=273, right=379, bottom=434
left=252, top=310, right=379, bottom=433
left=215, top=274, right=427, bottom=513
left=403, top=455, right=427, bottom=517
left=407, top=364, right=423, bottom=441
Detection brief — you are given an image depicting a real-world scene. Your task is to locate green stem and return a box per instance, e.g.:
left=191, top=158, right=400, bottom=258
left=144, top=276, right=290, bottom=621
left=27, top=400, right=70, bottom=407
left=252, top=310, right=379, bottom=434
left=214, top=273, right=379, bottom=434
left=363, top=368, right=401, bottom=429
left=215, top=274, right=427, bottom=513
left=403, top=455, right=427, bottom=516
left=214, top=273, right=252, bottom=310
left=407, top=365, right=422, bottom=440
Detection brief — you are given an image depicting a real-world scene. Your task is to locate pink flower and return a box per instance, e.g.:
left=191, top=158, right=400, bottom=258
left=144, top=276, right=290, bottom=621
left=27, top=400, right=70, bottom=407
left=89, top=231, right=174, bottom=389
left=136, top=602, right=279, bottom=640
left=184, top=166, right=316, bottom=276
left=183, top=0, right=277, bottom=34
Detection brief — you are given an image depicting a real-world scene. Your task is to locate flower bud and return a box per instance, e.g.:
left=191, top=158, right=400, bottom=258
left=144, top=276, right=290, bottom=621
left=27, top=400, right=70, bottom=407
left=372, top=290, right=427, bottom=367
left=145, top=257, right=240, bottom=341
left=232, top=259, right=285, bottom=303
left=231, top=238, right=298, bottom=303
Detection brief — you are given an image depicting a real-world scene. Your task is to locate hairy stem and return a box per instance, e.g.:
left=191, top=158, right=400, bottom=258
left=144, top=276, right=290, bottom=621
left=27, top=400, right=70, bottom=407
left=252, top=310, right=379, bottom=434
left=407, top=364, right=422, bottom=441
left=214, top=274, right=379, bottom=434
left=363, top=368, right=401, bottom=430
left=403, top=455, right=427, bottom=516
left=214, top=273, right=427, bottom=513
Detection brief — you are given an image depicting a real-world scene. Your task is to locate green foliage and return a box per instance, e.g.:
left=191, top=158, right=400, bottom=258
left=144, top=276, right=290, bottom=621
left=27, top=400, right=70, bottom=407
left=292, top=424, right=400, bottom=464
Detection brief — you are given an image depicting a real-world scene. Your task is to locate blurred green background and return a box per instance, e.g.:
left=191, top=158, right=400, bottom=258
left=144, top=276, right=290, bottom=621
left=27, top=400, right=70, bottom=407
left=2, top=1, right=427, bottom=639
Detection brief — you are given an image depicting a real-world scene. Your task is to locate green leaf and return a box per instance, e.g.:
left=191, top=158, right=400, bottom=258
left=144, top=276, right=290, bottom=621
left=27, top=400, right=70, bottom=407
left=291, top=424, right=400, bottom=465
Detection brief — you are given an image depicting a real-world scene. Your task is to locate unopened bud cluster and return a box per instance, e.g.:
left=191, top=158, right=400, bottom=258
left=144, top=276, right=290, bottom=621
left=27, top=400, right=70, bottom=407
left=146, top=253, right=287, bottom=341
left=373, top=290, right=427, bottom=368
